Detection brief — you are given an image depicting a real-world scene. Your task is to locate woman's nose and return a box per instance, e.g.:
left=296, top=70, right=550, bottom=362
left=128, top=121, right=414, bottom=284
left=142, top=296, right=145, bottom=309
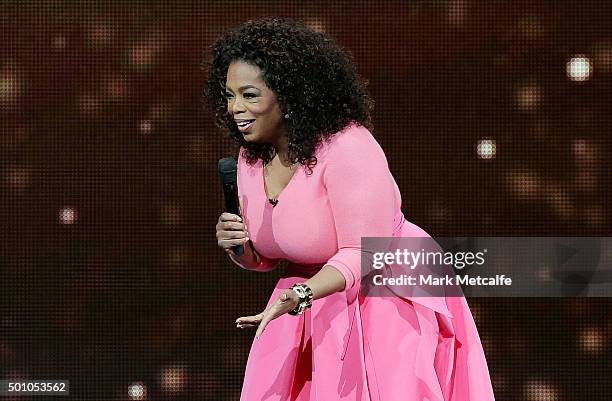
left=230, top=98, right=246, bottom=114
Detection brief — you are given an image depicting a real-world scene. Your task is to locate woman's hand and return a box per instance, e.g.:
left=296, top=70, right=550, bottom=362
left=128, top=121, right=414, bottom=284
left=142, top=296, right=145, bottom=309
left=216, top=212, right=249, bottom=255
left=236, top=288, right=300, bottom=338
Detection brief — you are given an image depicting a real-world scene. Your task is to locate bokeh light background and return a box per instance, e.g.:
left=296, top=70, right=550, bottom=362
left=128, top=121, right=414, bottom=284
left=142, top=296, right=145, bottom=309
left=1, top=1, right=611, bottom=400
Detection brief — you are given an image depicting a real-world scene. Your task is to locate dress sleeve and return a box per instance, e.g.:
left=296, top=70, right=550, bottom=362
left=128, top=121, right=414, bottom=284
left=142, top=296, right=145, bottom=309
left=323, top=127, right=396, bottom=291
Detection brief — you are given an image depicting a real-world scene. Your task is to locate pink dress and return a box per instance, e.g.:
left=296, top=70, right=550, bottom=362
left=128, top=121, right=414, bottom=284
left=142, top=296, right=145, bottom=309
left=235, top=122, right=496, bottom=401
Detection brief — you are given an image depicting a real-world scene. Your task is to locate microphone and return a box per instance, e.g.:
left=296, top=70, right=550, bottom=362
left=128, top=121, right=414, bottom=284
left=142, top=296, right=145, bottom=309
left=218, top=157, right=244, bottom=256
left=268, top=198, right=279, bottom=207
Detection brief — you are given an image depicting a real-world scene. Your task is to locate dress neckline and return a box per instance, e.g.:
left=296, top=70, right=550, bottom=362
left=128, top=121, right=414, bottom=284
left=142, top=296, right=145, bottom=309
left=261, top=160, right=300, bottom=204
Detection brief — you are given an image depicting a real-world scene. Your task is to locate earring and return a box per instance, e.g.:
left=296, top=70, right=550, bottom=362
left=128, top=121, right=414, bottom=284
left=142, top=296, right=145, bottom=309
left=284, top=113, right=290, bottom=119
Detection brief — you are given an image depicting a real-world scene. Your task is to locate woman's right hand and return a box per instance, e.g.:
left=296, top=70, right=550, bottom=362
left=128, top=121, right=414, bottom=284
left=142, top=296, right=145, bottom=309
left=216, top=212, right=249, bottom=256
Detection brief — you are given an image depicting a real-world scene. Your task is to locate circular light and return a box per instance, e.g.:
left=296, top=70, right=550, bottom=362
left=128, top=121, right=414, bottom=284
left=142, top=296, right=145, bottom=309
left=566, top=56, right=592, bottom=81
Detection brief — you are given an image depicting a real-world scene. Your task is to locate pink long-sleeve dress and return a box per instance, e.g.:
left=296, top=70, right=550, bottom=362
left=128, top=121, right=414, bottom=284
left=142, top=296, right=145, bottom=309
left=235, top=122, right=496, bottom=401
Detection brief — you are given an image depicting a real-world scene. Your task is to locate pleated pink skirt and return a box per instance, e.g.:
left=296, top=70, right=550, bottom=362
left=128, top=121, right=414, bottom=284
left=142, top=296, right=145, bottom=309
left=240, top=274, right=495, bottom=401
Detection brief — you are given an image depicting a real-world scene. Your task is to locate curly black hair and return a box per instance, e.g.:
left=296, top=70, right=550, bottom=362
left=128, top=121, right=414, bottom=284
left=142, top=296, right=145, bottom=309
left=201, top=16, right=375, bottom=173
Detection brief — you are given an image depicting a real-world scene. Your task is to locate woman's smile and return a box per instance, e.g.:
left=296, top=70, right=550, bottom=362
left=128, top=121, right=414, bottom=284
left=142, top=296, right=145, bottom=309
left=236, top=119, right=256, bottom=133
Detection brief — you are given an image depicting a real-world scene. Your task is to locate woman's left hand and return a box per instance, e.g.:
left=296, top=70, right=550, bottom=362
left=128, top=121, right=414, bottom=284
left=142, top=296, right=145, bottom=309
left=235, top=288, right=299, bottom=338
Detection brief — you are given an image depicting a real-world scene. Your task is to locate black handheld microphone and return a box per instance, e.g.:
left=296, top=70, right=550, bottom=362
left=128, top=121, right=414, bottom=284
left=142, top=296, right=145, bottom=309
left=218, top=157, right=244, bottom=256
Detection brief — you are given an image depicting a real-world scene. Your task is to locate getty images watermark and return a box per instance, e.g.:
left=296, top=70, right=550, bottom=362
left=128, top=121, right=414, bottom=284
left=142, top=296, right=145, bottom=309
left=371, top=246, right=511, bottom=287
left=360, top=237, right=612, bottom=297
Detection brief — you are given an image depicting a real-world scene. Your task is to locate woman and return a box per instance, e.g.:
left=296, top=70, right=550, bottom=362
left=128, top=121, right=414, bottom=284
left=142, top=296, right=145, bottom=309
left=204, top=17, right=495, bottom=401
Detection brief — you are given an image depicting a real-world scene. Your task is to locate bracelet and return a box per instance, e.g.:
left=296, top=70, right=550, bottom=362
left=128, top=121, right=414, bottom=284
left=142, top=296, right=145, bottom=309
left=288, top=283, right=314, bottom=315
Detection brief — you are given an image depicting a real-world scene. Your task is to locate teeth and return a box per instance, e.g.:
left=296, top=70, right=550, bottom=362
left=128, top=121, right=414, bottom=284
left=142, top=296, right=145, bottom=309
left=237, top=120, right=254, bottom=127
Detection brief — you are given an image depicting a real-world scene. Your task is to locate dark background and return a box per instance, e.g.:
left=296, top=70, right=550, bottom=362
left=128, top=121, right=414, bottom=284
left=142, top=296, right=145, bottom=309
left=0, top=1, right=611, bottom=400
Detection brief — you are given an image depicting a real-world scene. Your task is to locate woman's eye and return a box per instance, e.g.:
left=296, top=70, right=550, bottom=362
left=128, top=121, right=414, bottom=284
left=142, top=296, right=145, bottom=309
left=224, top=93, right=256, bottom=100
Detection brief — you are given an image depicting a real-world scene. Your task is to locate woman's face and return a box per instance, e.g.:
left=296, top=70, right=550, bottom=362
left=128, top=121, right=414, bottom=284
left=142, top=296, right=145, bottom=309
left=225, top=60, right=285, bottom=145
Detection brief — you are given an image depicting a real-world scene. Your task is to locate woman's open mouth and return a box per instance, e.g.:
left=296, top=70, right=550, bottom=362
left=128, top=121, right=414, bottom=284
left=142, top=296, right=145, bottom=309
left=236, top=119, right=255, bottom=133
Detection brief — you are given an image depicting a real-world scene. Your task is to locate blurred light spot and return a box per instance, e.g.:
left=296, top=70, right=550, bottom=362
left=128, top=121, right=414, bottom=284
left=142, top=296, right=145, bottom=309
left=543, top=184, right=574, bottom=220
left=160, top=246, right=190, bottom=288
left=565, top=298, right=591, bottom=319
left=477, top=139, right=496, bottom=159
left=127, top=381, right=147, bottom=400
left=535, top=265, right=552, bottom=282
left=0, top=66, right=22, bottom=104
left=446, top=0, right=467, bottom=25
left=148, top=103, right=173, bottom=120
left=52, top=35, right=67, bottom=50
left=140, top=119, right=153, bottom=134
left=566, top=56, right=592, bottom=81
left=129, top=33, right=166, bottom=67
left=130, top=43, right=158, bottom=66
left=159, top=365, right=187, bottom=393
left=506, top=169, right=541, bottom=201
left=515, top=82, right=542, bottom=110
left=491, top=374, right=509, bottom=395
left=591, top=40, right=612, bottom=73
left=59, top=207, right=78, bottom=225
left=161, top=202, right=182, bottom=225
left=572, top=138, right=598, bottom=164
left=304, top=17, right=326, bottom=33
left=103, top=76, right=129, bottom=100
left=1, top=314, right=15, bottom=329
left=140, top=104, right=173, bottom=135
left=579, top=327, right=605, bottom=354
left=87, top=23, right=114, bottom=47
left=78, top=93, right=103, bottom=116
left=4, top=166, right=32, bottom=191
left=524, top=379, right=560, bottom=401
